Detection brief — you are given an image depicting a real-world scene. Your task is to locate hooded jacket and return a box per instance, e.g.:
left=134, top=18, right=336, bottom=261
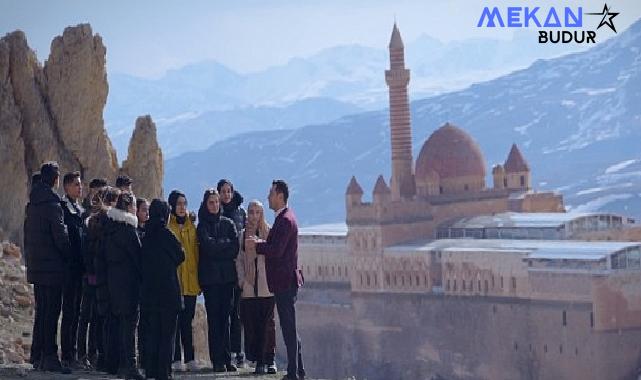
left=24, top=181, right=71, bottom=286
left=103, top=207, right=142, bottom=315
left=141, top=220, right=185, bottom=312
left=221, top=191, right=247, bottom=236
left=197, top=208, right=239, bottom=286
left=168, top=214, right=200, bottom=296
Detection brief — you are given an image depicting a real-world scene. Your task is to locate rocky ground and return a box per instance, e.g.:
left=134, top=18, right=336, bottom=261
left=0, top=242, right=34, bottom=366
left=0, top=365, right=317, bottom=380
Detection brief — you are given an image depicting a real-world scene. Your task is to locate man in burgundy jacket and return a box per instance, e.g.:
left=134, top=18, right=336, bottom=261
left=246, top=180, right=305, bottom=380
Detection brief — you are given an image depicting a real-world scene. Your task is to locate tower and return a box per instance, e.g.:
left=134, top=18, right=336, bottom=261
left=504, top=144, right=531, bottom=190
left=385, top=23, right=416, bottom=201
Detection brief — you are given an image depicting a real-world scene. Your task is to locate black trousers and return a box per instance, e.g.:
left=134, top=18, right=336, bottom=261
left=77, top=281, right=101, bottom=361
left=118, top=311, right=139, bottom=372
left=32, top=284, right=63, bottom=360
left=30, top=285, right=44, bottom=364
left=103, top=313, right=120, bottom=374
left=203, top=284, right=234, bottom=366
left=34, top=285, right=62, bottom=359
left=138, top=308, right=147, bottom=367
left=173, top=295, right=196, bottom=363
left=230, top=286, right=242, bottom=354
left=239, top=297, right=276, bottom=366
left=61, top=270, right=83, bottom=361
left=274, top=287, right=305, bottom=379
left=146, top=309, right=178, bottom=380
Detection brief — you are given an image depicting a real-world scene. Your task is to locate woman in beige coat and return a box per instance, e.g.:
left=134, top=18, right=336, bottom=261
left=236, top=200, right=277, bottom=375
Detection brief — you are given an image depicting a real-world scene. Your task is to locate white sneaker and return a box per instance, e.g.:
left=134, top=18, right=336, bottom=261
left=171, top=361, right=183, bottom=371
left=185, top=360, right=199, bottom=372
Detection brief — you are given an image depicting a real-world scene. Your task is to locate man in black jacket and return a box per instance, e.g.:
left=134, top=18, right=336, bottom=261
left=24, top=162, right=72, bottom=374
left=60, top=171, right=86, bottom=368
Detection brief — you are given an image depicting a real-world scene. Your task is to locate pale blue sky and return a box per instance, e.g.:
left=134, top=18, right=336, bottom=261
left=2, top=0, right=640, bottom=78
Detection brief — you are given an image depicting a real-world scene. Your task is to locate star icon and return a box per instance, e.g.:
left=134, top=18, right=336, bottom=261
left=586, top=3, right=620, bottom=33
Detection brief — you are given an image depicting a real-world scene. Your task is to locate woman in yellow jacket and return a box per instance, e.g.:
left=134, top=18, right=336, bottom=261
left=167, top=190, right=200, bottom=372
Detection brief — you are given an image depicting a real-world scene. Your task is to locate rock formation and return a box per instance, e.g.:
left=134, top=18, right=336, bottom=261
left=45, top=24, right=118, bottom=183
left=121, top=115, right=164, bottom=200
left=0, top=24, right=163, bottom=245
left=0, top=36, right=28, bottom=243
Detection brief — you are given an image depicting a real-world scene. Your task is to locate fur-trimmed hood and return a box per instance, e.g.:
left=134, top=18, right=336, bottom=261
left=107, top=207, right=138, bottom=228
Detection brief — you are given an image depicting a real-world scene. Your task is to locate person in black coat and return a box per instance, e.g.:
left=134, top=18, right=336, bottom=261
left=60, top=171, right=86, bottom=368
left=217, top=179, right=247, bottom=366
left=93, top=187, right=122, bottom=374
left=197, top=188, right=239, bottom=372
left=141, top=199, right=185, bottom=380
left=24, top=162, right=72, bottom=374
left=103, top=193, right=144, bottom=380
left=77, top=188, right=108, bottom=369
left=24, top=171, right=41, bottom=369
left=134, top=197, right=149, bottom=369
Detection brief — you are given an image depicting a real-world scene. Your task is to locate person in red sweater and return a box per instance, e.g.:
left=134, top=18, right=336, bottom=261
left=246, top=180, right=305, bottom=380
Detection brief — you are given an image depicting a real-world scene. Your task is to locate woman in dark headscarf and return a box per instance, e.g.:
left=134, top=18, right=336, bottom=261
left=141, top=199, right=185, bottom=380
left=167, top=190, right=200, bottom=372
left=217, top=179, right=246, bottom=366
left=197, top=188, right=239, bottom=372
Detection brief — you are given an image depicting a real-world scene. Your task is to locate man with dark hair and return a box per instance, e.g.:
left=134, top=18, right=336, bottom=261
left=60, top=171, right=86, bottom=369
left=24, top=172, right=41, bottom=369
left=115, top=175, right=133, bottom=193
left=24, top=161, right=72, bottom=374
left=246, top=179, right=305, bottom=380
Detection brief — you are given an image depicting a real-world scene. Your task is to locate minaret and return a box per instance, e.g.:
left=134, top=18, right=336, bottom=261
left=385, top=23, right=416, bottom=201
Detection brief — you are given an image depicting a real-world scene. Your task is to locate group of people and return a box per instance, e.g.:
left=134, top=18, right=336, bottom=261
left=24, top=160, right=306, bottom=380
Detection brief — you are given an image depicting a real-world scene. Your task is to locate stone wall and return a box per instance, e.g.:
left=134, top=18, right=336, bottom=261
left=296, top=287, right=641, bottom=380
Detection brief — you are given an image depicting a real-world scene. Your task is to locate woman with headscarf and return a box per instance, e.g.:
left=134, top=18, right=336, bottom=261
left=217, top=179, right=246, bottom=366
left=236, top=200, right=278, bottom=374
left=141, top=199, right=185, bottom=380
left=197, top=188, right=239, bottom=372
left=167, top=190, right=200, bottom=372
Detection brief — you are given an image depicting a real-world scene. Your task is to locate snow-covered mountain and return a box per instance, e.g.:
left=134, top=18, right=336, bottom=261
left=164, top=18, right=641, bottom=226
left=106, top=32, right=582, bottom=158
left=157, top=97, right=361, bottom=158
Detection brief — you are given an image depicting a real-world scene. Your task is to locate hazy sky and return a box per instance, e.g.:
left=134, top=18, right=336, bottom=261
left=2, top=0, right=641, bottom=78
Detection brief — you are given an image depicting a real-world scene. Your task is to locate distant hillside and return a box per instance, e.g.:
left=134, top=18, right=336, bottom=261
left=106, top=32, right=581, bottom=157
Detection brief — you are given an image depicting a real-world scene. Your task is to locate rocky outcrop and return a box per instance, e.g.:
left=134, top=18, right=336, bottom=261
left=0, top=243, right=33, bottom=365
left=45, top=24, right=118, bottom=183
left=0, top=24, right=163, bottom=245
left=0, top=37, right=28, bottom=243
left=121, top=115, right=164, bottom=200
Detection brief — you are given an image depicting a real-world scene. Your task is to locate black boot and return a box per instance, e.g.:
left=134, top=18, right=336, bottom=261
left=41, top=355, right=72, bottom=374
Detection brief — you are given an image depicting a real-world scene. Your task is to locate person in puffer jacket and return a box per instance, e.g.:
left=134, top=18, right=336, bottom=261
left=197, top=188, right=239, bottom=373
left=102, top=192, right=143, bottom=380
left=217, top=179, right=246, bottom=367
